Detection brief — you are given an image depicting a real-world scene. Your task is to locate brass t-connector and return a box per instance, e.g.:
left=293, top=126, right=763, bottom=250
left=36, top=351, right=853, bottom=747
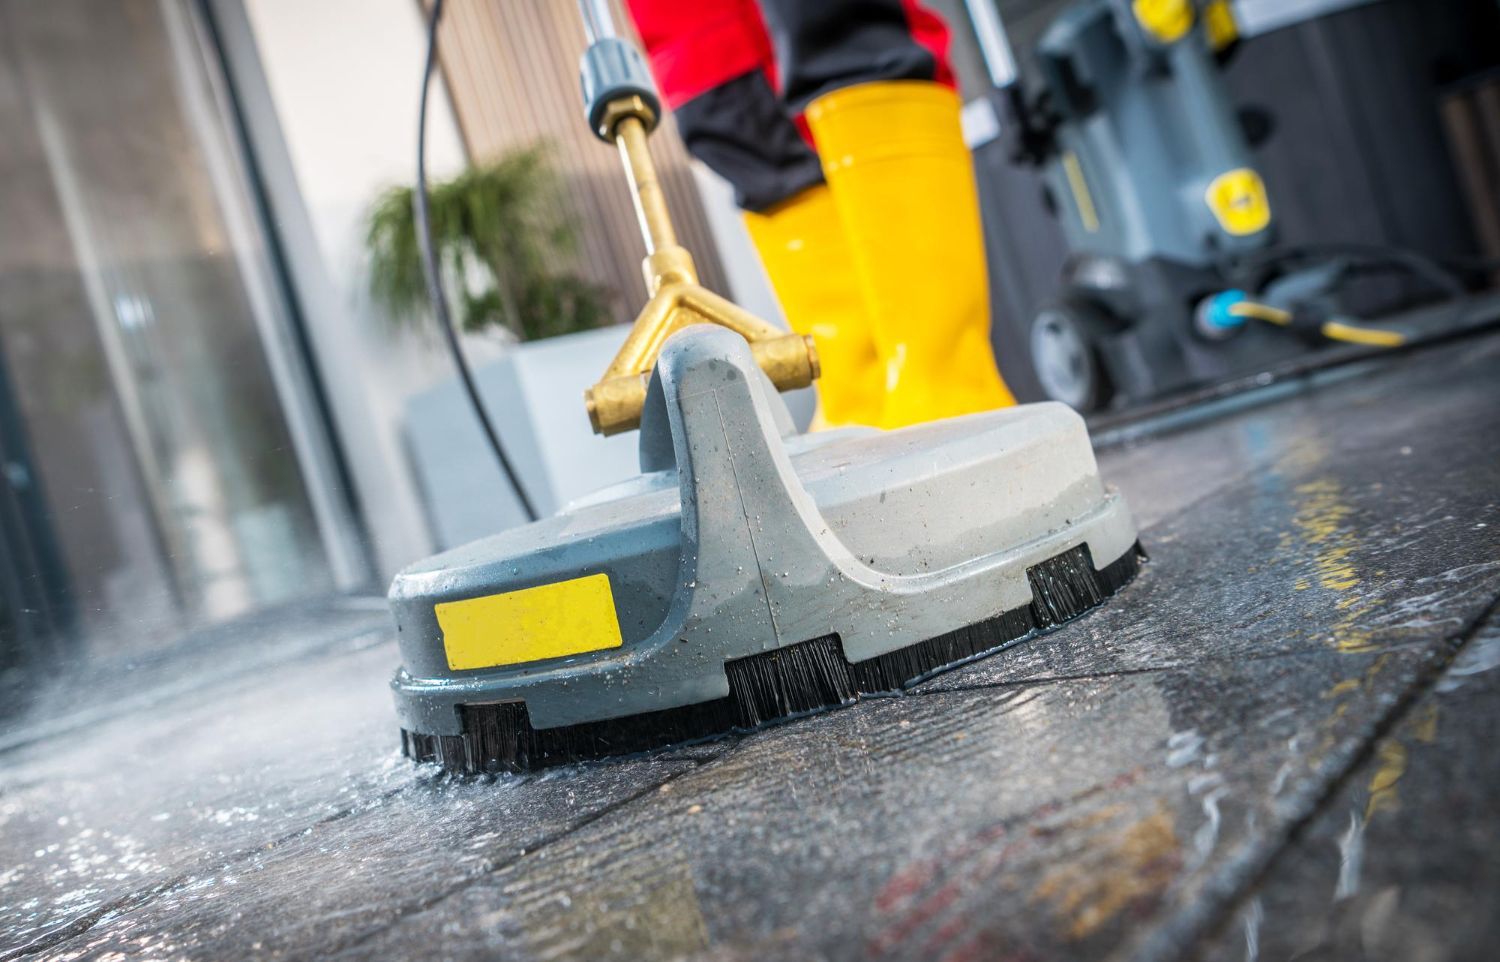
left=584, top=97, right=819, bottom=435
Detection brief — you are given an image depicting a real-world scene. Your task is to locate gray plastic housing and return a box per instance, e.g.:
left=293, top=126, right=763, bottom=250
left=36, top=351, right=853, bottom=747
left=1036, top=0, right=1268, bottom=266
left=389, top=326, right=1137, bottom=735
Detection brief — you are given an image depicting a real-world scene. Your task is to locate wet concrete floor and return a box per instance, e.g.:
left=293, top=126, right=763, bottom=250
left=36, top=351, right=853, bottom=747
left=2, top=330, right=1498, bottom=961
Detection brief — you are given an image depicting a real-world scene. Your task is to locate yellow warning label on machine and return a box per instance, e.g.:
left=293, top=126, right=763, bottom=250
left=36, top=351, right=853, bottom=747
left=1132, top=0, right=1193, bottom=44
left=436, top=573, right=624, bottom=670
left=1204, top=168, right=1272, bottom=237
left=1202, top=0, right=1239, bottom=50
left=1062, top=151, right=1100, bottom=234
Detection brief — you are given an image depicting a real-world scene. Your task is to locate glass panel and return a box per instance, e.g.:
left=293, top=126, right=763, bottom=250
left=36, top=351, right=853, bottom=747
left=0, top=0, right=334, bottom=658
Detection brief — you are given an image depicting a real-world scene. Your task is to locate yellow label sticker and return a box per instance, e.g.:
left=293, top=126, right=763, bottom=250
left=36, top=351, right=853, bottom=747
left=1132, top=0, right=1193, bottom=44
left=1203, top=0, right=1239, bottom=50
left=1062, top=151, right=1100, bottom=234
left=1204, top=168, right=1271, bottom=237
left=436, top=573, right=623, bottom=671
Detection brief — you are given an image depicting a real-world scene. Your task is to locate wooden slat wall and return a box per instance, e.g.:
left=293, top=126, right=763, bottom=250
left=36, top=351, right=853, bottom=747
left=431, top=0, right=729, bottom=322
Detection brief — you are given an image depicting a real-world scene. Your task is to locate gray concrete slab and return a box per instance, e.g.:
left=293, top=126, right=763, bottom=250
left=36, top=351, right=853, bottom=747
left=0, top=632, right=709, bottom=959
left=344, top=646, right=1437, bottom=962
left=1, top=330, right=1497, bottom=961
left=1201, top=614, right=1500, bottom=962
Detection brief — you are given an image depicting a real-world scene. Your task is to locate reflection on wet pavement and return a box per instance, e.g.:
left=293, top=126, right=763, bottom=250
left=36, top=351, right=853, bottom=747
left=2, top=333, right=1498, bottom=961
left=1204, top=614, right=1500, bottom=962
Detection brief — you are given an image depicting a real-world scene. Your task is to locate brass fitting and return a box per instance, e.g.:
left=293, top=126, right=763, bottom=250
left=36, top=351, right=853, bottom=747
left=585, top=276, right=820, bottom=434
left=584, top=98, right=820, bottom=435
left=584, top=374, right=650, bottom=436
left=642, top=246, right=696, bottom=294
left=596, top=95, right=657, bottom=141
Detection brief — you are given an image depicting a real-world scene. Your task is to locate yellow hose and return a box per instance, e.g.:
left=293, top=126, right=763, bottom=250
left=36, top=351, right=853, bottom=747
left=1227, top=301, right=1291, bottom=325
left=1319, top=320, right=1407, bottom=347
left=1227, top=300, right=1406, bottom=347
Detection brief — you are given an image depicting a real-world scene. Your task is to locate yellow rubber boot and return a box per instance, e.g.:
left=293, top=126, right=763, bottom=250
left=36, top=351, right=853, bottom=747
left=806, top=81, right=1016, bottom=428
left=743, top=184, right=885, bottom=428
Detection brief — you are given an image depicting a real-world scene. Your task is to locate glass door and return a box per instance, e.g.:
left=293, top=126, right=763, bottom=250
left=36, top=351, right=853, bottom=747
left=0, top=0, right=365, bottom=658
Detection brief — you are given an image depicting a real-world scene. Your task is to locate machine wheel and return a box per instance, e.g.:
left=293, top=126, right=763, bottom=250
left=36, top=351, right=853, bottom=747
left=1029, top=301, right=1114, bottom=412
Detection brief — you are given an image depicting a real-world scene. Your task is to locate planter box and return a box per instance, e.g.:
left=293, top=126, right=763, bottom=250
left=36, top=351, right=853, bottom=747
left=403, top=325, right=813, bottom=549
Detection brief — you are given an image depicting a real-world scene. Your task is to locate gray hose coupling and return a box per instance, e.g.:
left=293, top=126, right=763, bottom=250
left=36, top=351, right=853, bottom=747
left=580, top=38, right=661, bottom=141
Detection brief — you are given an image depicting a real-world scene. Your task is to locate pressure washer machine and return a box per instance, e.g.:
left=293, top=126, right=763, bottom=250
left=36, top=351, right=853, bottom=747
left=1000, top=0, right=1443, bottom=410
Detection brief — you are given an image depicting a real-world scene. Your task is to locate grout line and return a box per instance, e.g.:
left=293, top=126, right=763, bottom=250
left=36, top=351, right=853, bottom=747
left=1139, top=592, right=1500, bottom=962
left=905, top=638, right=1433, bottom=701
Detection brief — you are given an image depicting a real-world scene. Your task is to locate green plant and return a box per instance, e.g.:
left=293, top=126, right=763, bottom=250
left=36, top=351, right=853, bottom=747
left=364, top=146, right=612, bottom=341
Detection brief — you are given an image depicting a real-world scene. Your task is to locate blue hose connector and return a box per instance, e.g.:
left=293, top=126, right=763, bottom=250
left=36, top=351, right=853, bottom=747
left=1194, top=289, right=1249, bottom=341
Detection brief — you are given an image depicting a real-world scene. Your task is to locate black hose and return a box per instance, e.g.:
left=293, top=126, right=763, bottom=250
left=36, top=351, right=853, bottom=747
left=1240, top=241, right=1468, bottom=299
left=417, top=0, right=539, bottom=522
left=1439, top=253, right=1500, bottom=276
